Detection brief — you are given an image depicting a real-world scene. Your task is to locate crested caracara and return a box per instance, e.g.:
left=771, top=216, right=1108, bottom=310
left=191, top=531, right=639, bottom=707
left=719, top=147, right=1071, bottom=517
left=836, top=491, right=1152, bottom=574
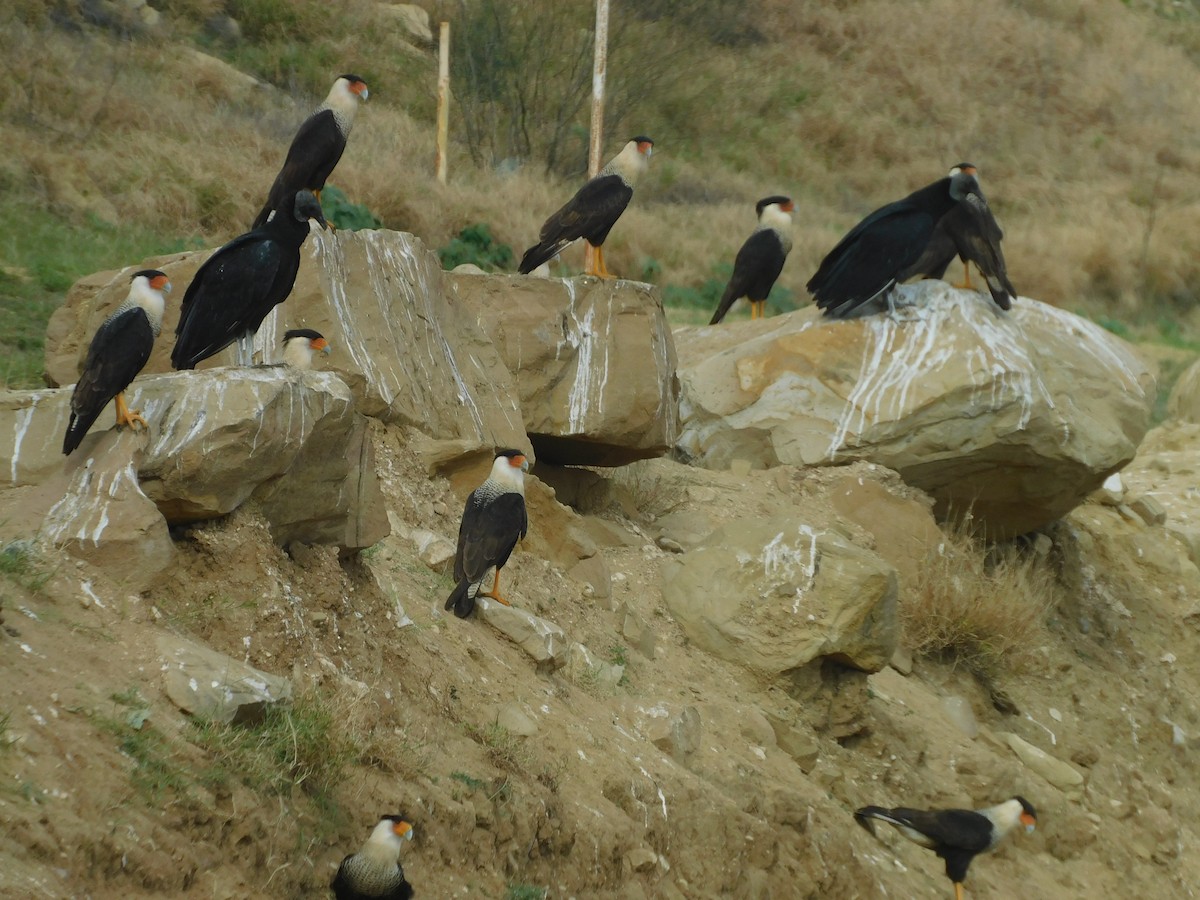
left=855, top=796, right=1037, bottom=900
left=281, top=328, right=331, bottom=369
left=63, top=269, right=171, bottom=455
left=331, top=815, right=414, bottom=900
left=902, top=163, right=1016, bottom=311
left=172, top=190, right=327, bottom=370
left=445, top=449, right=530, bottom=619
left=709, top=195, right=795, bottom=324
left=252, top=74, right=369, bottom=230
left=807, top=167, right=983, bottom=318
left=518, top=137, right=654, bottom=278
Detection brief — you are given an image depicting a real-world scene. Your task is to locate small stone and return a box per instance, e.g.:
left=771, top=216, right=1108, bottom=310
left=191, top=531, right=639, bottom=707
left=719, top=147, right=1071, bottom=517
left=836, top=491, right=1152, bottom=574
left=1000, top=732, right=1084, bottom=793
left=477, top=598, right=569, bottom=668
left=729, top=459, right=752, bottom=477
left=648, top=706, right=701, bottom=758
left=1129, top=494, right=1166, bottom=526
left=1095, top=473, right=1124, bottom=506
left=656, top=536, right=685, bottom=553
left=941, top=695, right=978, bottom=738
left=496, top=702, right=538, bottom=737
left=889, top=645, right=913, bottom=676
left=627, top=848, right=658, bottom=872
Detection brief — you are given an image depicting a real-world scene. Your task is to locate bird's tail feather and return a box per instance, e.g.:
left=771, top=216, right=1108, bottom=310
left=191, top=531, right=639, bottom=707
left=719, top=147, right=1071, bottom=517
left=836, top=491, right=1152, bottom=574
left=445, top=578, right=476, bottom=618
left=518, top=239, right=571, bottom=275
left=984, top=272, right=1015, bottom=311
left=854, top=807, right=906, bottom=832
left=708, top=285, right=739, bottom=325
left=62, top=411, right=97, bottom=455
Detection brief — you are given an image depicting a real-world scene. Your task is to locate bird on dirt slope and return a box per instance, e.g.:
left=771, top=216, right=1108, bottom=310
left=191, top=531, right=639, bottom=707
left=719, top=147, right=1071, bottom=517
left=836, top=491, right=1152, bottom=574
left=518, top=137, right=654, bottom=278
left=63, top=269, right=171, bottom=455
left=709, top=195, right=795, bottom=324
left=173, top=189, right=327, bottom=370
left=331, top=815, right=414, bottom=900
left=445, top=449, right=530, bottom=619
left=252, top=74, right=369, bottom=230
left=281, top=328, right=331, bottom=369
left=854, top=796, right=1037, bottom=900
left=807, top=166, right=983, bottom=318
left=901, top=162, right=1017, bottom=311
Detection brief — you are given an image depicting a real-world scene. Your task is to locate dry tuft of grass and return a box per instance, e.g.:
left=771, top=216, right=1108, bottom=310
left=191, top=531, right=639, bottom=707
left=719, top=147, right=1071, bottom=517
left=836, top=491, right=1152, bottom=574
left=903, top=524, right=1061, bottom=674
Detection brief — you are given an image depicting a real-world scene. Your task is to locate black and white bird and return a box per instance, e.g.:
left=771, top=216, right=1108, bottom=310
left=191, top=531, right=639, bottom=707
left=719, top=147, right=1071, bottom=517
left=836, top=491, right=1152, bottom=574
left=63, top=269, right=171, bottom=455
left=854, top=796, right=1037, bottom=900
left=445, top=449, right=530, bottom=619
left=709, top=195, right=795, bottom=324
left=172, top=189, right=327, bottom=370
left=331, top=815, right=414, bottom=900
left=281, top=328, right=331, bottom=369
left=807, top=167, right=984, bottom=318
left=902, top=163, right=1017, bottom=311
left=518, top=137, right=654, bottom=278
left=253, top=74, right=369, bottom=230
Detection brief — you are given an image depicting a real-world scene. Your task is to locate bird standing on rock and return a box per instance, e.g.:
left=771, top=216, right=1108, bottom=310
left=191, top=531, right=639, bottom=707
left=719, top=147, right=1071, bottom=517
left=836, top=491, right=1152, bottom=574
left=854, top=796, right=1037, bottom=900
left=445, top=449, right=530, bottom=619
left=331, top=815, right=414, bottom=900
left=172, top=189, right=327, bottom=370
left=518, top=137, right=654, bottom=278
left=709, top=195, right=795, bottom=324
left=281, top=328, right=331, bottom=369
left=253, top=74, right=369, bottom=230
left=63, top=269, right=171, bottom=455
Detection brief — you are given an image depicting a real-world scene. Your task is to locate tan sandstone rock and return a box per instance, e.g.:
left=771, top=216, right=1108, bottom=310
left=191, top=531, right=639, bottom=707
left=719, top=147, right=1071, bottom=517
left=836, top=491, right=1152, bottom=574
left=675, top=282, right=1155, bottom=538
left=1167, top=357, right=1200, bottom=423
left=449, top=273, right=679, bottom=466
left=660, top=516, right=899, bottom=674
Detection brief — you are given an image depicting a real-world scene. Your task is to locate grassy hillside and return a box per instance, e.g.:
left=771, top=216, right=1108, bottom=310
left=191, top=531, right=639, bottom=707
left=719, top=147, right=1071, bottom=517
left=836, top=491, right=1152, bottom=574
left=2, top=0, right=1199, bottom=387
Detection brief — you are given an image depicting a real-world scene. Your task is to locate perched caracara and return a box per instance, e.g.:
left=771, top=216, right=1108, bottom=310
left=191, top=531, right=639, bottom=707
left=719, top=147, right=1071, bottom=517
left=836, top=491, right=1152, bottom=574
left=282, top=328, right=331, bottom=369
left=63, top=269, right=171, bottom=455
left=253, top=74, right=369, bottom=230
left=903, top=163, right=1016, bottom=311
left=445, top=449, right=530, bottom=619
left=709, top=195, right=795, bottom=324
left=173, top=190, right=327, bottom=370
left=331, top=815, right=414, bottom=900
left=855, top=796, right=1037, bottom=900
left=807, top=167, right=983, bottom=318
left=518, top=137, right=654, bottom=278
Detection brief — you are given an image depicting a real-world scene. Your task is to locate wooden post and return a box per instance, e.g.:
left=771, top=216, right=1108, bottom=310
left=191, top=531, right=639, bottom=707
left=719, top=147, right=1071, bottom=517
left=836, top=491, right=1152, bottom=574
left=583, top=0, right=609, bottom=275
left=436, top=21, right=450, bottom=184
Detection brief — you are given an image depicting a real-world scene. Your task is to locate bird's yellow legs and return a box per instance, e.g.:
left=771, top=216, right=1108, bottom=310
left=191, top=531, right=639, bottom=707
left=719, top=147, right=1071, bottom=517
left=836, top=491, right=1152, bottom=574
left=954, top=882, right=965, bottom=900
left=954, top=261, right=975, bottom=291
left=586, top=242, right=615, bottom=278
left=750, top=300, right=767, bottom=320
left=480, top=569, right=512, bottom=607
left=113, top=392, right=147, bottom=431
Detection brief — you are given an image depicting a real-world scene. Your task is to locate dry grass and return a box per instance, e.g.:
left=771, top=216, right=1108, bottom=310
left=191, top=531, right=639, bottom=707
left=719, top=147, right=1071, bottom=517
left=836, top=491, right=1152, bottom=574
left=903, top=524, right=1061, bottom=674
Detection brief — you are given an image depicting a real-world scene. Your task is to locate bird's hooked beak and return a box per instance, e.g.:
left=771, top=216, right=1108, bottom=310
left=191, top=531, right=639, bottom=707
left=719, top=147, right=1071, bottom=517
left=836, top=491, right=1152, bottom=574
left=1020, top=811, right=1037, bottom=833
left=393, top=820, right=414, bottom=841
left=312, top=337, right=332, bottom=355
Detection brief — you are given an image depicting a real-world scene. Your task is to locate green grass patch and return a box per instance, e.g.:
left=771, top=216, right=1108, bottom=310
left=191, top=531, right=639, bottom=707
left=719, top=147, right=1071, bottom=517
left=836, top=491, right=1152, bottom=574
left=321, top=185, right=382, bottom=231
left=0, top=194, right=197, bottom=389
left=505, top=885, right=548, bottom=900
left=99, top=689, right=191, bottom=799
left=438, top=224, right=514, bottom=273
left=0, top=540, right=51, bottom=594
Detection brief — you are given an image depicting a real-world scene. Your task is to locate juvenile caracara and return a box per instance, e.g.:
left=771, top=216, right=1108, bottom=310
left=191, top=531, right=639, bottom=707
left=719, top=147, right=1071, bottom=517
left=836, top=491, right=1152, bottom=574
left=807, top=167, right=983, bottom=318
left=855, top=796, right=1037, bottom=900
left=173, top=190, right=327, bottom=370
left=253, top=74, right=369, bottom=229
left=331, top=815, right=414, bottom=900
left=63, top=269, right=171, bottom=455
left=445, top=449, right=530, bottom=619
left=903, top=163, right=1016, bottom=311
left=709, top=195, right=795, bottom=324
left=281, top=328, right=331, bottom=369
left=518, top=137, right=654, bottom=278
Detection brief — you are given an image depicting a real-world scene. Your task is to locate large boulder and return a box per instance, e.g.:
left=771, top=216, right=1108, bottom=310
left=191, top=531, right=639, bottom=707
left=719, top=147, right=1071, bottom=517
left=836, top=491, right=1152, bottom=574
left=44, top=229, right=527, bottom=454
left=675, top=283, right=1155, bottom=537
left=449, top=273, right=679, bottom=466
left=660, top=516, right=899, bottom=674
left=0, top=368, right=387, bottom=549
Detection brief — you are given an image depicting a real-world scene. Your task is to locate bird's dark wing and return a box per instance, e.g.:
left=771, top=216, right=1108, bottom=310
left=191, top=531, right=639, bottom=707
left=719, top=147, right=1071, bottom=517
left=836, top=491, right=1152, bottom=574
left=63, top=308, right=155, bottom=454
left=172, top=235, right=286, bottom=369
left=711, top=229, right=788, bottom=324
left=807, top=202, right=941, bottom=316
left=330, top=856, right=354, bottom=900
left=542, top=174, right=633, bottom=247
left=949, top=192, right=1016, bottom=310
left=253, top=109, right=346, bottom=228
left=899, top=215, right=960, bottom=283
left=454, top=492, right=528, bottom=582
left=874, top=807, right=995, bottom=853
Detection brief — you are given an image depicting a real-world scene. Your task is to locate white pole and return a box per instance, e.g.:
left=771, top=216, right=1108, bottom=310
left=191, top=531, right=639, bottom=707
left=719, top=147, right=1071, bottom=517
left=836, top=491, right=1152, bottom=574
left=584, top=0, right=609, bottom=274
left=436, top=21, right=450, bottom=185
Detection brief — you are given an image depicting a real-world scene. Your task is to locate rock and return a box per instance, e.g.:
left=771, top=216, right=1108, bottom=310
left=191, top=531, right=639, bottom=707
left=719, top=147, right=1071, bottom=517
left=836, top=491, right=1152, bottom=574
left=203, top=14, right=242, bottom=45
left=476, top=597, right=568, bottom=668
left=675, top=283, right=1154, bottom=538
left=660, top=516, right=899, bottom=674
left=569, top=553, right=612, bottom=600
left=0, top=369, right=387, bottom=550
left=378, top=4, right=434, bottom=44
left=388, top=514, right=456, bottom=572
left=565, top=642, right=625, bottom=687
left=449, top=273, right=679, bottom=466
left=941, top=695, right=979, bottom=738
left=1167, top=357, right=1200, bottom=423
left=766, top=715, right=821, bottom=772
left=158, top=634, right=292, bottom=724
left=999, top=732, right=1084, bottom=793
left=1129, top=494, right=1166, bottom=526
left=44, top=230, right=527, bottom=453
left=644, top=705, right=701, bottom=759
left=828, top=475, right=941, bottom=591
left=620, top=604, right=657, bottom=659
left=496, top=702, right=538, bottom=737
left=889, top=645, right=914, bottom=676
left=1094, top=472, right=1125, bottom=506
left=626, top=848, right=659, bottom=873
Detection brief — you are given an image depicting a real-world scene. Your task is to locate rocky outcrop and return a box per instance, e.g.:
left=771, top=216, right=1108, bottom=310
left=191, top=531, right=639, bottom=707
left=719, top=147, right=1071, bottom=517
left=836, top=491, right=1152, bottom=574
left=1167, top=357, right=1200, bottom=423
left=660, top=515, right=899, bottom=674
left=0, top=368, right=386, bottom=550
left=158, top=633, right=292, bottom=724
left=676, top=282, right=1155, bottom=537
left=449, top=273, right=679, bottom=466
